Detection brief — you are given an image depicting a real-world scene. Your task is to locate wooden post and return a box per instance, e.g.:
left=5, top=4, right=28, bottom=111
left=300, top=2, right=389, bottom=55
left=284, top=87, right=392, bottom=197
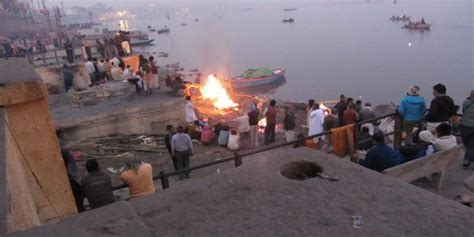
left=54, top=49, right=59, bottom=65
left=234, top=153, right=242, bottom=167
left=394, top=113, right=402, bottom=150
left=353, top=121, right=359, bottom=152
left=431, top=170, right=446, bottom=190
left=160, top=171, right=170, bottom=189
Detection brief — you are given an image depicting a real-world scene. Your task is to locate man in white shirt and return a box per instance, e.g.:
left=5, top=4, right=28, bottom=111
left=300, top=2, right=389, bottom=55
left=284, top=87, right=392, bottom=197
left=235, top=113, right=251, bottom=149
left=84, top=58, right=96, bottom=86
left=434, top=123, right=457, bottom=151
left=308, top=103, right=325, bottom=143
left=185, top=96, right=198, bottom=124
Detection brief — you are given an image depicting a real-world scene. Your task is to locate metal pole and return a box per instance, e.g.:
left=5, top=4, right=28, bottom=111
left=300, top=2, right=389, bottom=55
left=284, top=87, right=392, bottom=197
left=54, top=49, right=59, bottom=64
left=160, top=171, right=170, bottom=189
left=233, top=152, right=242, bottom=167
left=394, top=113, right=402, bottom=150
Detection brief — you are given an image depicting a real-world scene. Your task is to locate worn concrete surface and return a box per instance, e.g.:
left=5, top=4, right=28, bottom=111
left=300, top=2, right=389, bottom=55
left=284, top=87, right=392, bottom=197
left=50, top=87, right=185, bottom=141
left=8, top=201, right=153, bottom=237
left=9, top=147, right=474, bottom=236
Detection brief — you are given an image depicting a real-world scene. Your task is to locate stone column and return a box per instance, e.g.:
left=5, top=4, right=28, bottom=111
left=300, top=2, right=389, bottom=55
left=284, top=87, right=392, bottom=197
left=0, top=58, right=77, bottom=234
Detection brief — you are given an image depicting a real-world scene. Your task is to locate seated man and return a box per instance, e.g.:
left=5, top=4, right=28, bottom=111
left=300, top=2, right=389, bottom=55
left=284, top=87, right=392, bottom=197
left=399, top=130, right=436, bottom=162
left=121, top=154, right=156, bottom=199
left=359, top=132, right=403, bottom=172
left=434, top=123, right=457, bottom=151
left=80, top=159, right=115, bottom=209
left=356, top=125, right=374, bottom=151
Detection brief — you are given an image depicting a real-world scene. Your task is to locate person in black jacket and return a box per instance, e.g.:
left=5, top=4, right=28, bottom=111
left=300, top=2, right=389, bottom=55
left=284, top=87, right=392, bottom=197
left=164, top=125, right=178, bottom=171
left=425, top=83, right=455, bottom=133
left=62, top=150, right=85, bottom=212
left=80, top=159, right=115, bottom=209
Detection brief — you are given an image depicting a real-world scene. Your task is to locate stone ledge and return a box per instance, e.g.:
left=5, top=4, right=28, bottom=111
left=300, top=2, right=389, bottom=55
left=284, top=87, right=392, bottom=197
left=8, top=201, right=153, bottom=237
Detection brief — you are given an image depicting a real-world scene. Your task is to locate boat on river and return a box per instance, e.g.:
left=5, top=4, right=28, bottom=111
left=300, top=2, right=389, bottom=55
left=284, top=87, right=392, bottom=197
left=130, top=39, right=154, bottom=46
left=231, top=68, right=286, bottom=89
left=403, top=23, right=431, bottom=30
left=282, top=18, right=294, bottom=23
left=157, top=28, right=170, bottom=34
left=390, top=15, right=411, bottom=21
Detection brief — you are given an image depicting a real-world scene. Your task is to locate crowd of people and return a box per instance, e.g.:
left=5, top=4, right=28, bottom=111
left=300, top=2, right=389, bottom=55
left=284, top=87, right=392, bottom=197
left=68, top=53, right=161, bottom=94
left=60, top=82, right=474, bottom=211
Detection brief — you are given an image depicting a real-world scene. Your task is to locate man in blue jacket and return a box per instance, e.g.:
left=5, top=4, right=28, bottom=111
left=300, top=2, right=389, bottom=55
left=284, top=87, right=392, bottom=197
left=359, top=133, right=403, bottom=172
left=399, top=85, right=427, bottom=145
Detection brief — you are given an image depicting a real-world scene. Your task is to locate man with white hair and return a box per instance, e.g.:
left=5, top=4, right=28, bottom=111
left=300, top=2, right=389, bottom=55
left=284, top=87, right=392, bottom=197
left=398, top=85, right=427, bottom=145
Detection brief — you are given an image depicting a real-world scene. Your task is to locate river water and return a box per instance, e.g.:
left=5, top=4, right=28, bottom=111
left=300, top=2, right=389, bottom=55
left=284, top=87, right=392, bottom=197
left=109, top=0, right=473, bottom=105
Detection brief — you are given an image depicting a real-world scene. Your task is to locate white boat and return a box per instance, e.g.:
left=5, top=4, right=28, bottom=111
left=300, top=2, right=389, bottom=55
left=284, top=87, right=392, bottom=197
left=403, top=23, right=431, bottom=30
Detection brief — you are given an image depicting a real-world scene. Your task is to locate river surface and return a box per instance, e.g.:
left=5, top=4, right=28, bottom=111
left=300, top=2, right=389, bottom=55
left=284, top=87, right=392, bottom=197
left=106, top=0, right=473, bottom=105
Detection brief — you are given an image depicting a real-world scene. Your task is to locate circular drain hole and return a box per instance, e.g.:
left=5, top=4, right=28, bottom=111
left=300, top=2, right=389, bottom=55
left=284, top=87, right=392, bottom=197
left=280, top=161, right=323, bottom=181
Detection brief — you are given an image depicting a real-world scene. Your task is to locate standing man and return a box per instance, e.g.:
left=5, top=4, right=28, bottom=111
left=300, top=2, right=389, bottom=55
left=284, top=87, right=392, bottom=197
left=263, top=100, right=278, bottom=145
left=149, top=56, right=160, bottom=89
left=264, top=100, right=278, bottom=145
left=84, top=58, right=96, bottom=87
left=308, top=103, right=325, bottom=144
left=171, top=126, right=194, bottom=180
left=461, top=90, right=474, bottom=168
left=185, top=96, right=198, bottom=124
left=164, top=125, right=178, bottom=171
left=334, top=95, right=347, bottom=127
left=425, top=83, right=456, bottom=133
left=248, top=103, right=260, bottom=148
left=235, top=112, right=251, bottom=149
left=398, top=85, right=427, bottom=145
left=64, top=38, right=74, bottom=63
left=80, top=159, right=115, bottom=209
left=283, top=106, right=296, bottom=142
left=95, top=39, right=105, bottom=58
left=343, top=98, right=359, bottom=125
left=62, top=64, right=74, bottom=92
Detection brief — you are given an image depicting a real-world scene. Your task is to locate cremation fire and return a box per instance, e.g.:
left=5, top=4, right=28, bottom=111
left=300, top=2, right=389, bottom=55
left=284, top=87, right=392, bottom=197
left=200, top=75, right=238, bottom=110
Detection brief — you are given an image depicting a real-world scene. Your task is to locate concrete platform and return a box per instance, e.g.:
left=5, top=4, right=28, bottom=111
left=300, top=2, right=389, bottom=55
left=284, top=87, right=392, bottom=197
left=9, top=147, right=474, bottom=236
left=49, top=86, right=185, bottom=141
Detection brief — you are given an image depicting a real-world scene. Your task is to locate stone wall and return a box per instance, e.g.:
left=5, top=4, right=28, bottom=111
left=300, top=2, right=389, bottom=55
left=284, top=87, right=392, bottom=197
left=0, top=58, right=77, bottom=233
left=56, top=97, right=185, bottom=141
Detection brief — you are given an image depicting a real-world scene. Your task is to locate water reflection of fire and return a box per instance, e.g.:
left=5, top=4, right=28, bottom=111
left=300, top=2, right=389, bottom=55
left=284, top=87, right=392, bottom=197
left=200, top=75, right=238, bottom=110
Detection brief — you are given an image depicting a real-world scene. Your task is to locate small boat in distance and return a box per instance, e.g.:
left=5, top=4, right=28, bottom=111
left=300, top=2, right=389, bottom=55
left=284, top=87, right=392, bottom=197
left=181, top=23, right=187, bottom=26
left=282, top=18, right=295, bottom=23
left=284, top=8, right=297, bottom=11
left=130, top=39, right=155, bottom=46
left=390, top=15, right=411, bottom=21
left=403, top=23, right=431, bottom=30
left=231, top=68, right=286, bottom=89
left=403, top=18, right=431, bottom=30
left=149, top=28, right=157, bottom=32
left=157, top=28, right=170, bottom=34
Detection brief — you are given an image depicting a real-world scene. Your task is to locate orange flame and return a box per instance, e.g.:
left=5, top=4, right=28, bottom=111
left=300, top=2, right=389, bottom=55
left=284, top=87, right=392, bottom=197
left=201, top=75, right=238, bottom=110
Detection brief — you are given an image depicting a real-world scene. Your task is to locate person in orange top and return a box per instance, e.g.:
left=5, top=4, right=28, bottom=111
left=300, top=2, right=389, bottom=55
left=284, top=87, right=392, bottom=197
left=120, top=154, right=156, bottom=199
